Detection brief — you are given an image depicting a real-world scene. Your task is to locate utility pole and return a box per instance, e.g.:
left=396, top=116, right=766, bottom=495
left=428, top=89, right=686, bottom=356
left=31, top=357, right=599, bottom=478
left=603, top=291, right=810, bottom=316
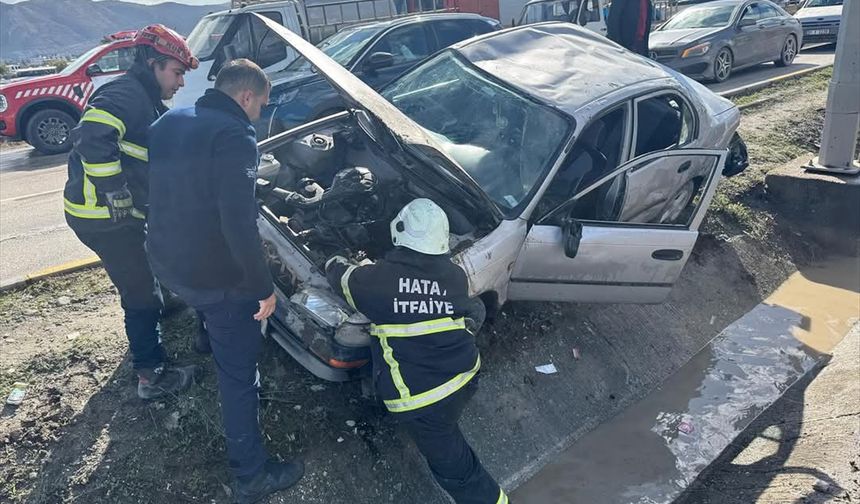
left=806, top=0, right=860, bottom=175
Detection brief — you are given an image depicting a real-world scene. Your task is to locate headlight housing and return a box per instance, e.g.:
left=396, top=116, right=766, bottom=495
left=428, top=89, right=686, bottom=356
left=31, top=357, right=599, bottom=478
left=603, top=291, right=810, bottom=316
left=291, top=288, right=349, bottom=328
left=681, top=42, right=711, bottom=58
left=0, top=94, right=7, bottom=113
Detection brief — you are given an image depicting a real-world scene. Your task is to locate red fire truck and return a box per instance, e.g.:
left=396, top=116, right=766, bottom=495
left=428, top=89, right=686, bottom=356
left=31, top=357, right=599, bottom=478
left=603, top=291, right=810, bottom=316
left=0, top=32, right=137, bottom=154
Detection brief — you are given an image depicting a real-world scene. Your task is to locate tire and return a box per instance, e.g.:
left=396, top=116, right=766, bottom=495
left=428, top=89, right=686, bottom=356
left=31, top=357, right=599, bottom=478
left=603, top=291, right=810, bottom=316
left=25, top=109, right=75, bottom=155
left=712, top=48, right=733, bottom=83
left=775, top=35, right=798, bottom=67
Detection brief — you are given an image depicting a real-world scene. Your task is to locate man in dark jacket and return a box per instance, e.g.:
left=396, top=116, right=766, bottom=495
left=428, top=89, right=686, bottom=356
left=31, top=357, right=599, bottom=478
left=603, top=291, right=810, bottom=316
left=326, top=198, right=508, bottom=504
left=146, top=59, right=304, bottom=504
left=606, top=0, right=653, bottom=56
left=63, top=24, right=200, bottom=400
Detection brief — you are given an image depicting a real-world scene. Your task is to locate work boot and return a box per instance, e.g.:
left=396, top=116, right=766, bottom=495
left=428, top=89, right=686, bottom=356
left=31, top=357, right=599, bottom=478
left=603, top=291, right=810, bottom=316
left=232, top=458, right=305, bottom=504
left=193, top=317, right=212, bottom=355
left=137, top=364, right=198, bottom=400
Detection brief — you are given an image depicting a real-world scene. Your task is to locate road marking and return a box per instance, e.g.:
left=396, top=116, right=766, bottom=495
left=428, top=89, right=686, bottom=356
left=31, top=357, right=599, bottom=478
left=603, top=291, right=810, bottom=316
left=718, top=63, right=834, bottom=97
left=27, top=256, right=101, bottom=280
left=0, top=188, right=64, bottom=204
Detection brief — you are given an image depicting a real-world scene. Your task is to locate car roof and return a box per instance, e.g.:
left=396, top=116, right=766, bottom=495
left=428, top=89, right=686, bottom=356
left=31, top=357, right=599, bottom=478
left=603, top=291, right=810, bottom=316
left=453, top=23, right=673, bottom=116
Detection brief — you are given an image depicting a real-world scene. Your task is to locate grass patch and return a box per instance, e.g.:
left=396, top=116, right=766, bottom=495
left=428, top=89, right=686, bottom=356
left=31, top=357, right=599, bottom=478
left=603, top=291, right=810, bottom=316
left=731, top=67, right=833, bottom=109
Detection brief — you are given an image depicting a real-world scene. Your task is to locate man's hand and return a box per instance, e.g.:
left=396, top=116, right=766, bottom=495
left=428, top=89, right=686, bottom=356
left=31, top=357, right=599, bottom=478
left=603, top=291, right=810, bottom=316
left=254, top=293, right=276, bottom=321
left=104, top=186, right=136, bottom=223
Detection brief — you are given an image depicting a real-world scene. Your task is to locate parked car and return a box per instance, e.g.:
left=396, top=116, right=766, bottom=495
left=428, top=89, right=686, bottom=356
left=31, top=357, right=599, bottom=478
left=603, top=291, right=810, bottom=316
left=174, top=0, right=499, bottom=106
left=263, top=13, right=501, bottom=135
left=0, top=33, right=137, bottom=154
left=250, top=17, right=748, bottom=381
left=649, top=0, right=802, bottom=83
left=514, top=0, right=608, bottom=36
left=794, top=0, right=842, bottom=45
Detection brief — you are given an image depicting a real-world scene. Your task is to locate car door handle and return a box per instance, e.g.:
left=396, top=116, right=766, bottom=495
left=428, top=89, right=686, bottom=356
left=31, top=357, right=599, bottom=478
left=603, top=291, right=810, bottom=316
left=652, top=249, right=684, bottom=261
left=677, top=161, right=691, bottom=173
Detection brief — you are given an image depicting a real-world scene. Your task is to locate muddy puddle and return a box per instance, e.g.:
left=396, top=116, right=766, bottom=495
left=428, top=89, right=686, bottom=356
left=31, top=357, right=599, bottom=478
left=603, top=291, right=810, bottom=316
left=511, top=255, right=860, bottom=504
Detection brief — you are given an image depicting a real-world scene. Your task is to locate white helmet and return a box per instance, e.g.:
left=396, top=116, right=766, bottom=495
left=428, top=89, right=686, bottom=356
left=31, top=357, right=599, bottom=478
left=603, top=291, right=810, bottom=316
left=390, top=198, right=450, bottom=255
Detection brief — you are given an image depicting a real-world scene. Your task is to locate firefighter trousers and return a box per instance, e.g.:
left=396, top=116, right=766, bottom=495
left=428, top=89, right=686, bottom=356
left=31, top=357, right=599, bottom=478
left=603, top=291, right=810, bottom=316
left=72, top=225, right=165, bottom=370
left=402, top=380, right=507, bottom=504
left=197, top=300, right=269, bottom=479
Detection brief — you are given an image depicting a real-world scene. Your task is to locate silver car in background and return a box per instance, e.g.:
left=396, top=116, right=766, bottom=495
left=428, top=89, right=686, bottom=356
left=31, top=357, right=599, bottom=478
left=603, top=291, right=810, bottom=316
left=794, top=0, right=842, bottom=45
left=251, top=18, right=749, bottom=381
left=650, top=0, right=803, bottom=82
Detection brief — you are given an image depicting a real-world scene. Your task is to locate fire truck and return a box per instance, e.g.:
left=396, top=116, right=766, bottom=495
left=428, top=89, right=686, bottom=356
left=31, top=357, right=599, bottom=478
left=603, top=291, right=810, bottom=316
left=0, top=32, right=137, bottom=154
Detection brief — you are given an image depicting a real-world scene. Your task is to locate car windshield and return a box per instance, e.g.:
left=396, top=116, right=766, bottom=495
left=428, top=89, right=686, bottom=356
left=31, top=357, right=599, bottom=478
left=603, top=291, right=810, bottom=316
left=661, top=4, right=736, bottom=29
left=283, top=25, right=385, bottom=74
left=187, top=14, right=235, bottom=61
left=802, top=0, right=842, bottom=7
left=382, top=51, right=572, bottom=213
left=521, top=0, right=580, bottom=23
left=60, top=44, right=109, bottom=76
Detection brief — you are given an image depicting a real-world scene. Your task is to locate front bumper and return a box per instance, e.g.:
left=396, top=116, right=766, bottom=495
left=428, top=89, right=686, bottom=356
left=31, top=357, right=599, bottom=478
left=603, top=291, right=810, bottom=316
left=0, top=113, right=20, bottom=139
left=801, top=24, right=839, bottom=44
left=651, top=49, right=714, bottom=81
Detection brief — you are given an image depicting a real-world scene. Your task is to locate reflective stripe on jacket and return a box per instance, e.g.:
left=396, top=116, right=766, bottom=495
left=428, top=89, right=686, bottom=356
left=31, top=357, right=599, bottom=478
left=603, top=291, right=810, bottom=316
left=327, top=248, right=485, bottom=419
left=63, top=63, right=166, bottom=230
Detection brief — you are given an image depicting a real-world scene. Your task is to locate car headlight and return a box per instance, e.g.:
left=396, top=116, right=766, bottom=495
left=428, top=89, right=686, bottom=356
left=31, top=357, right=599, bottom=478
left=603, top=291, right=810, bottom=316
left=291, top=288, right=349, bottom=328
left=681, top=42, right=711, bottom=58
left=0, top=94, right=7, bottom=113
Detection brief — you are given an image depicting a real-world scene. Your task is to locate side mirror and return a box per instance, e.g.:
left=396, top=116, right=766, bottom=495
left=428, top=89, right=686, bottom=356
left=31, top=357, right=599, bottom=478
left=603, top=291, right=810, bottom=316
left=85, top=64, right=103, bottom=77
left=738, top=17, right=757, bottom=28
left=562, top=216, right=583, bottom=259
left=365, top=52, right=394, bottom=71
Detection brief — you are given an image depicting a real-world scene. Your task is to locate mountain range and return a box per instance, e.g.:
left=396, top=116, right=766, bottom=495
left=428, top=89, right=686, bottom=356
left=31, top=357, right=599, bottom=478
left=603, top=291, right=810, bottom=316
left=0, top=0, right=229, bottom=61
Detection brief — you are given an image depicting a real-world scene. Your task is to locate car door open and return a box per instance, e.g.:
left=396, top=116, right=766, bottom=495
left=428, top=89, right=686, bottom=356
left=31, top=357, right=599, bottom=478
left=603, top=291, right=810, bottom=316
left=508, top=148, right=726, bottom=304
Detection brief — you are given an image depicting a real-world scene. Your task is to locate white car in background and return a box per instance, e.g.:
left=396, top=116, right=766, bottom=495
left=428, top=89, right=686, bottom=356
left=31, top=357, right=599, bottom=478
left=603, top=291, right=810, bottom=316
left=794, top=0, right=842, bottom=45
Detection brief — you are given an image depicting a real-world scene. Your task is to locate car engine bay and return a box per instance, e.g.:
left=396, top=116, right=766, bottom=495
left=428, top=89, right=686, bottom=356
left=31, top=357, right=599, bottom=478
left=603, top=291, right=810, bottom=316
left=255, top=118, right=482, bottom=295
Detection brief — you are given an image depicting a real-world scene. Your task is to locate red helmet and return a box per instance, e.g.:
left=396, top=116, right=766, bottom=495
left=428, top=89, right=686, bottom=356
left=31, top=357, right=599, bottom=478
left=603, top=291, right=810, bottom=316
left=134, top=24, right=199, bottom=70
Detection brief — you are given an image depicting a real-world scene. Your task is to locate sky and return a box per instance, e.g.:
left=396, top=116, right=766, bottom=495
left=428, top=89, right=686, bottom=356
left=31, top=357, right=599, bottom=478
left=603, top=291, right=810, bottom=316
left=0, top=0, right=226, bottom=4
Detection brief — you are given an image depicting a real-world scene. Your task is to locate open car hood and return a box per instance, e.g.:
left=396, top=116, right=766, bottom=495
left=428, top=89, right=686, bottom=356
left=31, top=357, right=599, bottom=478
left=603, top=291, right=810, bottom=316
left=254, top=14, right=503, bottom=224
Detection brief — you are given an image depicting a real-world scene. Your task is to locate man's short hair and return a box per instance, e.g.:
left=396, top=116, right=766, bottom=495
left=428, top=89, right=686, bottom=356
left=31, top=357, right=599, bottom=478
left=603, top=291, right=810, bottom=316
left=215, top=59, right=270, bottom=97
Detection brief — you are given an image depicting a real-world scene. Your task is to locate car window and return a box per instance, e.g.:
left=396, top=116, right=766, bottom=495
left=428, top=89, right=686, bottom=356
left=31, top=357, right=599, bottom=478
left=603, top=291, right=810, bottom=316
left=537, top=106, right=627, bottom=219
left=741, top=3, right=763, bottom=22
left=94, top=47, right=135, bottom=73
left=580, top=0, right=601, bottom=23
left=552, top=153, right=721, bottom=226
left=383, top=51, right=572, bottom=214
left=433, top=19, right=495, bottom=49
left=371, top=25, right=430, bottom=65
left=522, top=0, right=580, bottom=23
left=759, top=3, right=781, bottom=17
left=250, top=11, right=288, bottom=68
left=634, top=94, right=695, bottom=158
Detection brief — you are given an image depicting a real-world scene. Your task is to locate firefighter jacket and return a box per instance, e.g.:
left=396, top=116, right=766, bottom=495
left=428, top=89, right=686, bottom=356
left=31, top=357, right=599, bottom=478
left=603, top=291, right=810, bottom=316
left=146, top=88, right=273, bottom=307
left=327, top=248, right=485, bottom=419
left=63, top=62, right=167, bottom=231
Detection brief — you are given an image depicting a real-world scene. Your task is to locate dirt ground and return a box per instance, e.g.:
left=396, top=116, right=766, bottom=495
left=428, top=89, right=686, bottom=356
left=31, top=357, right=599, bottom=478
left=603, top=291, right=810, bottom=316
left=0, top=69, right=849, bottom=504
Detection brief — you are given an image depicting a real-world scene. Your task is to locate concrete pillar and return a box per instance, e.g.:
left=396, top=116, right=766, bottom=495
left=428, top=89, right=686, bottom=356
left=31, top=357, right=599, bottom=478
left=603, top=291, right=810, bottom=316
left=806, top=0, right=860, bottom=175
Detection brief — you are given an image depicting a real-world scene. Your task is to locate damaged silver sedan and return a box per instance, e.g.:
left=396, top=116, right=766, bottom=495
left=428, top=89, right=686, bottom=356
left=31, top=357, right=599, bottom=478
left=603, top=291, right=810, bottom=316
left=252, top=17, right=750, bottom=381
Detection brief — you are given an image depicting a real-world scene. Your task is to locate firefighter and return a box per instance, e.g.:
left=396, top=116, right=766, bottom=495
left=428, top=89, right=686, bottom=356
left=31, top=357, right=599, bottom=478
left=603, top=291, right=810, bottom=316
left=326, top=198, right=509, bottom=504
left=63, top=24, right=199, bottom=400
left=146, top=59, right=304, bottom=504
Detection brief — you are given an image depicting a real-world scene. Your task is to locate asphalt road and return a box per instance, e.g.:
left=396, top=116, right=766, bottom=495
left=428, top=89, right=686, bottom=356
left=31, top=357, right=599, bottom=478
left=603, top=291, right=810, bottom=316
left=0, top=45, right=836, bottom=286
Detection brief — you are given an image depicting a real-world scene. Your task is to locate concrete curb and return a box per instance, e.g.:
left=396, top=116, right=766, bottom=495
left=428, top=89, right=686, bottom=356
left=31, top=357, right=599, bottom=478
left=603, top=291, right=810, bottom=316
left=718, top=63, right=834, bottom=98
left=0, top=256, right=101, bottom=293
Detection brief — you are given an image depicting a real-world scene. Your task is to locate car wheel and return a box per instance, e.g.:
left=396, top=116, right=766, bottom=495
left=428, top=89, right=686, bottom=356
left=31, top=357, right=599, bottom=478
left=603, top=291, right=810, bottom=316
left=26, top=109, right=75, bottom=155
left=775, top=35, right=798, bottom=67
left=713, top=48, right=733, bottom=83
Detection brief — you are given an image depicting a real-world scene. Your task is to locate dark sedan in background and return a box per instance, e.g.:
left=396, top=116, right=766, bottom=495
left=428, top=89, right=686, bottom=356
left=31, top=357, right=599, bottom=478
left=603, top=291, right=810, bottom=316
left=649, top=0, right=803, bottom=82
left=261, top=13, right=500, bottom=136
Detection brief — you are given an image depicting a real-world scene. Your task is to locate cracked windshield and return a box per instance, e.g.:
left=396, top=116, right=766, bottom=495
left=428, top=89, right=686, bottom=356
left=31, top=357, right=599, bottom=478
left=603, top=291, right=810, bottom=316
left=383, top=51, right=571, bottom=211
